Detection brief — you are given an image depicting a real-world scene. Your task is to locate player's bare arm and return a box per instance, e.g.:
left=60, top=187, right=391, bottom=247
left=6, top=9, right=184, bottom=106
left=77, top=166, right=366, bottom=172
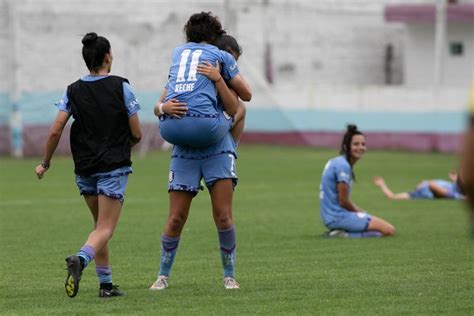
left=197, top=61, right=239, bottom=115
left=228, top=73, right=252, bottom=102
left=337, top=182, right=364, bottom=212
left=35, top=111, right=71, bottom=179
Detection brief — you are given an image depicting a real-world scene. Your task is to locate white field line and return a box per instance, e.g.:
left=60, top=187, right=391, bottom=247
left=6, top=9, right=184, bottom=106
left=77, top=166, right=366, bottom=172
left=0, top=197, right=160, bottom=207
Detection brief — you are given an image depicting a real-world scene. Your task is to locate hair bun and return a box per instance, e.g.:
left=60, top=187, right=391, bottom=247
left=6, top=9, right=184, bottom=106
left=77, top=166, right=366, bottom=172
left=82, top=32, right=98, bottom=46
left=347, top=124, right=358, bottom=133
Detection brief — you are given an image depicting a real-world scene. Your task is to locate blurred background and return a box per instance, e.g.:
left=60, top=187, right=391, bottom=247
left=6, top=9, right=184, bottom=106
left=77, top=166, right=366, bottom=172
left=0, top=0, right=473, bottom=157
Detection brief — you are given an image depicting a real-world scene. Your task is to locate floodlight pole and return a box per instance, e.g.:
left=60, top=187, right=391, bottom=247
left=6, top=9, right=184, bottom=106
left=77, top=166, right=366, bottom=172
left=8, top=0, right=23, bottom=158
left=262, top=0, right=273, bottom=84
left=432, top=0, right=447, bottom=150
left=433, top=0, right=446, bottom=88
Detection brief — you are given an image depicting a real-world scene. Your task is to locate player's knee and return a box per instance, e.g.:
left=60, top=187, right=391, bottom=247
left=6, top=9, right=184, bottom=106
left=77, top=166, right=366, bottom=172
left=96, top=226, right=115, bottom=241
left=167, top=214, right=186, bottom=232
left=427, top=181, right=438, bottom=190
left=215, top=213, right=233, bottom=229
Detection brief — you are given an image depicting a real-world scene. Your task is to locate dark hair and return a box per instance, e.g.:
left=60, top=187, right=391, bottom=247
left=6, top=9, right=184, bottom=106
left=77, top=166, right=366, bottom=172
left=214, top=34, right=242, bottom=58
left=340, top=124, right=365, bottom=179
left=184, top=12, right=225, bottom=44
left=81, top=32, right=111, bottom=71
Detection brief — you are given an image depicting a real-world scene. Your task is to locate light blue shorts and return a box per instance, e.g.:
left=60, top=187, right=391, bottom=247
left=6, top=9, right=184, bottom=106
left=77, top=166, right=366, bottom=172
left=160, top=111, right=233, bottom=148
left=409, top=181, right=434, bottom=199
left=325, top=211, right=372, bottom=232
left=75, top=167, right=131, bottom=202
left=168, top=153, right=238, bottom=195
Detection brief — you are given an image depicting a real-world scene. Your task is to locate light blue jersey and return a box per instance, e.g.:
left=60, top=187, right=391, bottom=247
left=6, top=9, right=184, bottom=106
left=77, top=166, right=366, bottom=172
left=319, top=156, right=354, bottom=225
left=438, top=180, right=464, bottom=199
left=409, top=180, right=464, bottom=199
left=55, top=75, right=141, bottom=117
left=164, top=42, right=239, bottom=116
left=159, top=42, right=239, bottom=148
left=319, top=155, right=372, bottom=232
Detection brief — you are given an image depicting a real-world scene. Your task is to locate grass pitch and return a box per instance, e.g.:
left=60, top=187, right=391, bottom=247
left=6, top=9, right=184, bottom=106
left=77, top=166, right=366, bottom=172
left=1, top=145, right=474, bottom=314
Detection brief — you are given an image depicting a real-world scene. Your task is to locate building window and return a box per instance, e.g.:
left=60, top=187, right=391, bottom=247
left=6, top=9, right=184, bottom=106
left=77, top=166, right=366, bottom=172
left=449, top=42, right=463, bottom=56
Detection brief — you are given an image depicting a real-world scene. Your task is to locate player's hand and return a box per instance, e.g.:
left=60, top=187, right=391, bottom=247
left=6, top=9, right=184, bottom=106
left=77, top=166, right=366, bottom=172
left=35, top=164, right=48, bottom=180
left=373, top=176, right=385, bottom=186
left=163, top=99, right=188, bottom=118
left=197, top=61, right=222, bottom=82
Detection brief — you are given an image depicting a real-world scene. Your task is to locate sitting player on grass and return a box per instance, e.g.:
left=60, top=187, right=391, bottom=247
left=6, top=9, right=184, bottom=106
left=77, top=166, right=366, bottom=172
left=319, top=124, right=396, bottom=238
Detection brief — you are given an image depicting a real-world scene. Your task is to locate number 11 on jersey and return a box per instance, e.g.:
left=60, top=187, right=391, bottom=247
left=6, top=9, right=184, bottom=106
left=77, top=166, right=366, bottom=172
left=176, top=49, right=203, bottom=83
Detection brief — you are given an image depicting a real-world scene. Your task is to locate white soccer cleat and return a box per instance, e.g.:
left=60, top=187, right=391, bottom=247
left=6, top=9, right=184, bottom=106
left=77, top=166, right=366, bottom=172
left=223, top=277, right=240, bottom=289
left=325, top=230, right=349, bottom=238
left=150, top=275, right=169, bottom=291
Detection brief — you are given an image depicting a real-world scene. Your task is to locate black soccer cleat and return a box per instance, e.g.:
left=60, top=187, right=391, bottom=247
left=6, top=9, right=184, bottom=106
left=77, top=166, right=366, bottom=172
left=65, top=255, right=82, bottom=298
left=99, top=284, right=125, bottom=298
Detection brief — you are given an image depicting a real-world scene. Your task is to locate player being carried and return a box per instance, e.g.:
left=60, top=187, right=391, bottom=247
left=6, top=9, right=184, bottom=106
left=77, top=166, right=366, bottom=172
left=149, top=13, right=250, bottom=292
left=155, top=11, right=251, bottom=148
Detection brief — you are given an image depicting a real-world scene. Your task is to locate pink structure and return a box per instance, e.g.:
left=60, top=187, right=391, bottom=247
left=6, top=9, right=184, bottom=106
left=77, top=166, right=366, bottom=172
left=385, top=3, right=474, bottom=23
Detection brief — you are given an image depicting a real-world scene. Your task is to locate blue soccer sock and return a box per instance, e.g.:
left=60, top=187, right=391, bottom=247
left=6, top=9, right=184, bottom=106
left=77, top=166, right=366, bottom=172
left=96, top=265, right=112, bottom=285
left=76, top=245, right=96, bottom=269
left=347, top=231, right=383, bottom=238
left=159, top=234, right=180, bottom=277
left=218, top=226, right=236, bottom=278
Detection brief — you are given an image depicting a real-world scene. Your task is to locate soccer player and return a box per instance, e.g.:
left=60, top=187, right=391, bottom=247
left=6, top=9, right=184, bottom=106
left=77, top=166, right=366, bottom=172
left=373, top=172, right=465, bottom=200
left=149, top=130, right=241, bottom=290
left=454, top=82, right=474, bottom=235
left=193, top=34, right=246, bottom=142
left=319, top=124, right=396, bottom=238
left=203, top=34, right=247, bottom=144
left=155, top=12, right=251, bottom=148
left=149, top=28, right=248, bottom=293
left=459, top=83, right=474, bottom=209
left=35, top=32, right=142, bottom=298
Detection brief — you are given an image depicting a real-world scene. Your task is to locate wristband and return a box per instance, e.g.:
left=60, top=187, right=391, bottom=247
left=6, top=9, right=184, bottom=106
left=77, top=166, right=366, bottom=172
left=214, top=76, right=223, bottom=83
left=41, top=162, right=50, bottom=169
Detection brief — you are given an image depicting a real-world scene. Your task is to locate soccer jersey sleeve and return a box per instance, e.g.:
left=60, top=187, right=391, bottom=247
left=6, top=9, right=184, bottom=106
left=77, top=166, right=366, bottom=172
left=220, top=51, right=239, bottom=81
left=122, top=82, right=141, bottom=117
left=55, top=91, right=70, bottom=113
left=449, top=183, right=465, bottom=200
left=334, top=161, right=352, bottom=184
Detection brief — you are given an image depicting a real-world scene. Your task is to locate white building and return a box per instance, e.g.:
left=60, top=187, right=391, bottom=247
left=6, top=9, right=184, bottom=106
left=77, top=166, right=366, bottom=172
left=385, top=2, right=474, bottom=87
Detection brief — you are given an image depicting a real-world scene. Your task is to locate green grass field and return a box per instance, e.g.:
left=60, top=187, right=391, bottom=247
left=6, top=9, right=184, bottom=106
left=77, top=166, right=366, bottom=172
left=1, top=145, right=474, bottom=314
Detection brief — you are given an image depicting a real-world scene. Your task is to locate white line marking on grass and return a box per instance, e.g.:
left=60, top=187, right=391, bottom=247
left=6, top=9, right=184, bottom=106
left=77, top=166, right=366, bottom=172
left=0, top=197, right=160, bottom=207
left=0, top=198, right=81, bottom=207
